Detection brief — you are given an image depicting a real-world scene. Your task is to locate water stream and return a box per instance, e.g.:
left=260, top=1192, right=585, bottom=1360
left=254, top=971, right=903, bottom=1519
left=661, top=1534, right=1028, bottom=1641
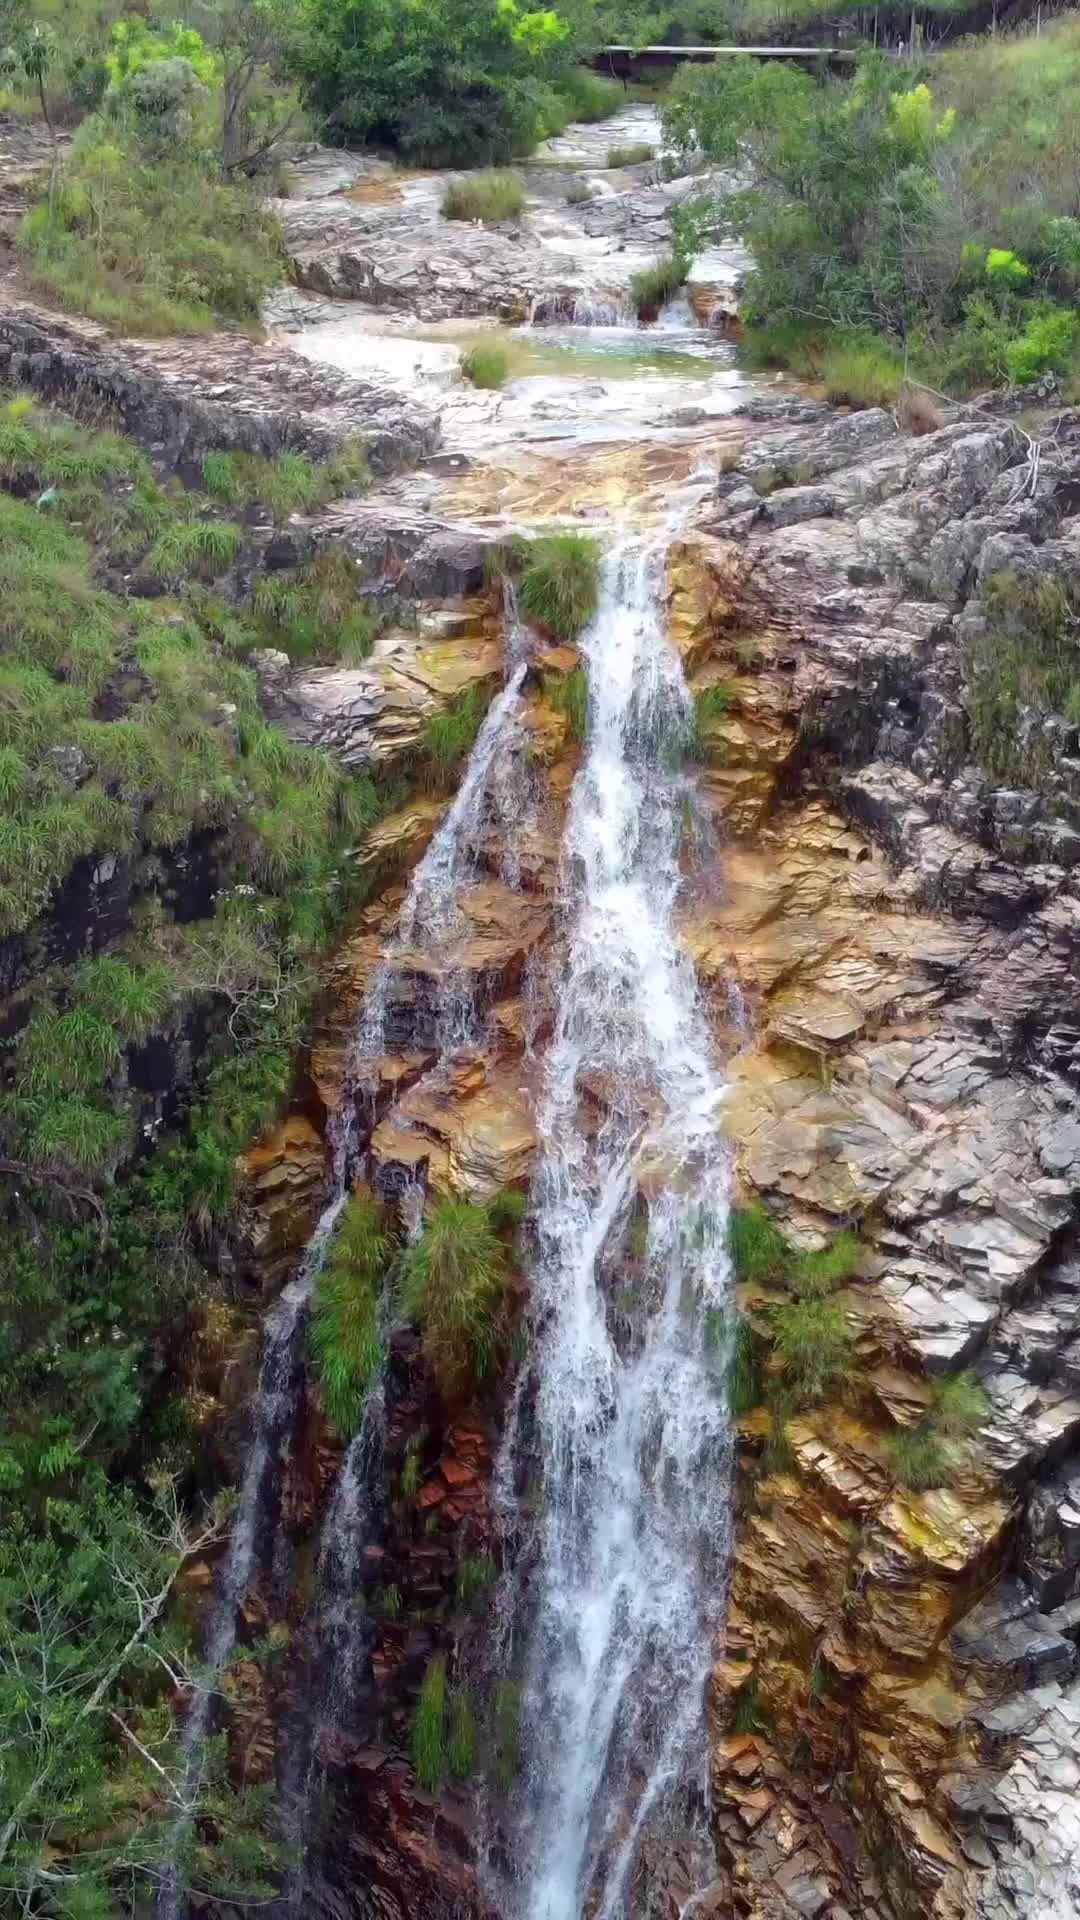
left=492, top=518, right=736, bottom=1920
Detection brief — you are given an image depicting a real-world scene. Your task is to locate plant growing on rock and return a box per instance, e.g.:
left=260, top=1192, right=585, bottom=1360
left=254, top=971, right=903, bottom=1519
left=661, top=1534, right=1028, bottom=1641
left=630, top=253, right=686, bottom=321
left=770, top=1296, right=855, bottom=1406
left=966, top=571, right=1080, bottom=793
left=728, top=1201, right=789, bottom=1285
left=518, top=532, right=600, bottom=642
left=442, top=170, right=525, bottom=224
left=885, top=1371, right=989, bottom=1491
left=399, top=1197, right=509, bottom=1402
left=425, top=685, right=492, bottom=791
left=252, top=547, right=375, bottom=666
left=689, top=683, right=735, bottom=762
left=545, top=664, right=588, bottom=743
left=203, top=441, right=369, bottom=518
left=461, top=341, right=513, bottom=390
left=310, top=1192, right=394, bottom=1435
left=412, top=1653, right=449, bottom=1789
left=606, top=141, right=654, bottom=168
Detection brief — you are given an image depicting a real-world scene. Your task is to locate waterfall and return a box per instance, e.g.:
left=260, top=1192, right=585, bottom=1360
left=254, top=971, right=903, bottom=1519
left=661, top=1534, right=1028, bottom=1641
left=162, top=593, right=532, bottom=1919
left=158, top=1156, right=352, bottom=1920
left=277, top=594, right=537, bottom=1905
left=494, top=529, right=736, bottom=1920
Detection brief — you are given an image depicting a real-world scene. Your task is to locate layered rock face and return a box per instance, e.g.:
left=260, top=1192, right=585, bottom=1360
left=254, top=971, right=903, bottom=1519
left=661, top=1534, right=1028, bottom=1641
left=214, top=387, right=1080, bottom=1920
left=689, top=398, right=1080, bottom=1920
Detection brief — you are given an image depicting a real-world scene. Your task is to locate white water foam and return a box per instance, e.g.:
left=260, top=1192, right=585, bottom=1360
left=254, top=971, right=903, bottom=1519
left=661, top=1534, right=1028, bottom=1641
left=495, top=522, right=736, bottom=1920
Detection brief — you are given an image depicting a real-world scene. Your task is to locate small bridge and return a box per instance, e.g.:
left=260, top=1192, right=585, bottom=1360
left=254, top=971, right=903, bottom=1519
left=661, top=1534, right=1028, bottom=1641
left=591, top=43, right=861, bottom=80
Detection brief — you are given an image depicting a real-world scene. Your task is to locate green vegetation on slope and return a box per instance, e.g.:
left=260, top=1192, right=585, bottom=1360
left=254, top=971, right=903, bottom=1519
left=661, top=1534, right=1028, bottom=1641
left=0, top=391, right=408, bottom=1911
left=664, top=26, right=1080, bottom=397
left=966, top=572, right=1080, bottom=794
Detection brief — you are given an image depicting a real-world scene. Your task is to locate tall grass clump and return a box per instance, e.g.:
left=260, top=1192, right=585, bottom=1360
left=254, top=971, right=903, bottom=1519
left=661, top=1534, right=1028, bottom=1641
left=399, top=1197, right=508, bottom=1402
left=310, top=1193, right=393, bottom=1435
left=412, top=1655, right=449, bottom=1790
left=518, top=533, right=600, bottom=641
left=728, top=1202, right=789, bottom=1284
left=147, top=520, right=243, bottom=583
left=885, top=1371, right=989, bottom=1490
left=461, top=342, right=513, bottom=390
left=607, top=141, right=655, bottom=168
left=630, top=252, right=686, bottom=320
left=545, top=664, right=588, bottom=743
left=252, top=548, right=374, bottom=667
left=425, top=685, right=491, bottom=790
left=770, top=1296, right=855, bottom=1406
left=203, top=442, right=369, bottom=519
left=442, top=171, right=525, bottom=224
left=690, top=684, right=735, bottom=761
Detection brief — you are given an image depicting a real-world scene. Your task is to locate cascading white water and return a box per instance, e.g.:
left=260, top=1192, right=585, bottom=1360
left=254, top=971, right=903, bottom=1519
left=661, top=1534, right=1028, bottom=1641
left=158, top=1158, right=352, bottom=1920
left=276, top=595, right=538, bottom=1909
left=164, top=597, right=534, bottom=1919
left=497, top=526, right=735, bottom=1920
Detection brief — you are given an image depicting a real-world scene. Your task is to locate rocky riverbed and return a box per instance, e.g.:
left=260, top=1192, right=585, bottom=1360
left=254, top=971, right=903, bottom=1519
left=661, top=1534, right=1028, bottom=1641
left=7, top=104, right=1080, bottom=1920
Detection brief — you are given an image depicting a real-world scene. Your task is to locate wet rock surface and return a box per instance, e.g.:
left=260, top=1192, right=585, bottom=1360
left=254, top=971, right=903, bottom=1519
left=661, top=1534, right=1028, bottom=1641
left=0, top=299, right=439, bottom=475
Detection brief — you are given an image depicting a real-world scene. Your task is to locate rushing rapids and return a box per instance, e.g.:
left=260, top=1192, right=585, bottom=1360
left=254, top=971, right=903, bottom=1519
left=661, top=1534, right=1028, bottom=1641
left=490, top=521, right=736, bottom=1920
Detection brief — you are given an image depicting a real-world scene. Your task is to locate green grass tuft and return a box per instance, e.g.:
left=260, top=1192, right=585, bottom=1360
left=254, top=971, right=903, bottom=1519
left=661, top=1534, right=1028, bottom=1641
left=487, top=1187, right=528, bottom=1233
left=203, top=442, right=368, bottom=520
left=424, top=685, right=491, bottom=791
left=607, top=142, right=655, bottom=169
left=770, top=1296, right=854, bottom=1406
left=794, top=1230, right=863, bottom=1298
left=630, top=253, right=687, bottom=320
left=545, top=665, right=588, bottom=743
left=447, top=1689, right=479, bottom=1779
left=252, top=548, right=374, bottom=667
left=442, top=171, right=525, bottom=224
left=456, top=1553, right=497, bottom=1604
left=310, top=1193, right=393, bottom=1435
left=461, top=342, right=513, bottom=390
left=399, top=1197, right=508, bottom=1403
left=519, top=533, right=600, bottom=642
left=728, top=1202, right=789, bottom=1284
left=690, top=684, right=735, bottom=761
left=148, top=520, right=243, bottom=583
left=412, top=1654, right=449, bottom=1790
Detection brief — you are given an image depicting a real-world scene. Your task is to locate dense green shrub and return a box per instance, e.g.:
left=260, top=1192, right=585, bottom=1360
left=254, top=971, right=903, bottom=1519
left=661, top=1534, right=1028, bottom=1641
left=310, top=1194, right=394, bottom=1435
left=442, top=170, right=525, bottom=223
left=19, top=103, right=283, bottom=335
left=290, top=0, right=574, bottom=165
left=399, top=1197, right=509, bottom=1401
left=519, top=532, right=601, bottom=641
left=663, top=31, right=1080, bottom=397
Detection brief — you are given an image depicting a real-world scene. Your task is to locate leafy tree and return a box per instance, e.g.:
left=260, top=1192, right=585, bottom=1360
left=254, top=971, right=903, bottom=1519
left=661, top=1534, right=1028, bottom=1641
left=290, top=0, right=574, bottom=164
